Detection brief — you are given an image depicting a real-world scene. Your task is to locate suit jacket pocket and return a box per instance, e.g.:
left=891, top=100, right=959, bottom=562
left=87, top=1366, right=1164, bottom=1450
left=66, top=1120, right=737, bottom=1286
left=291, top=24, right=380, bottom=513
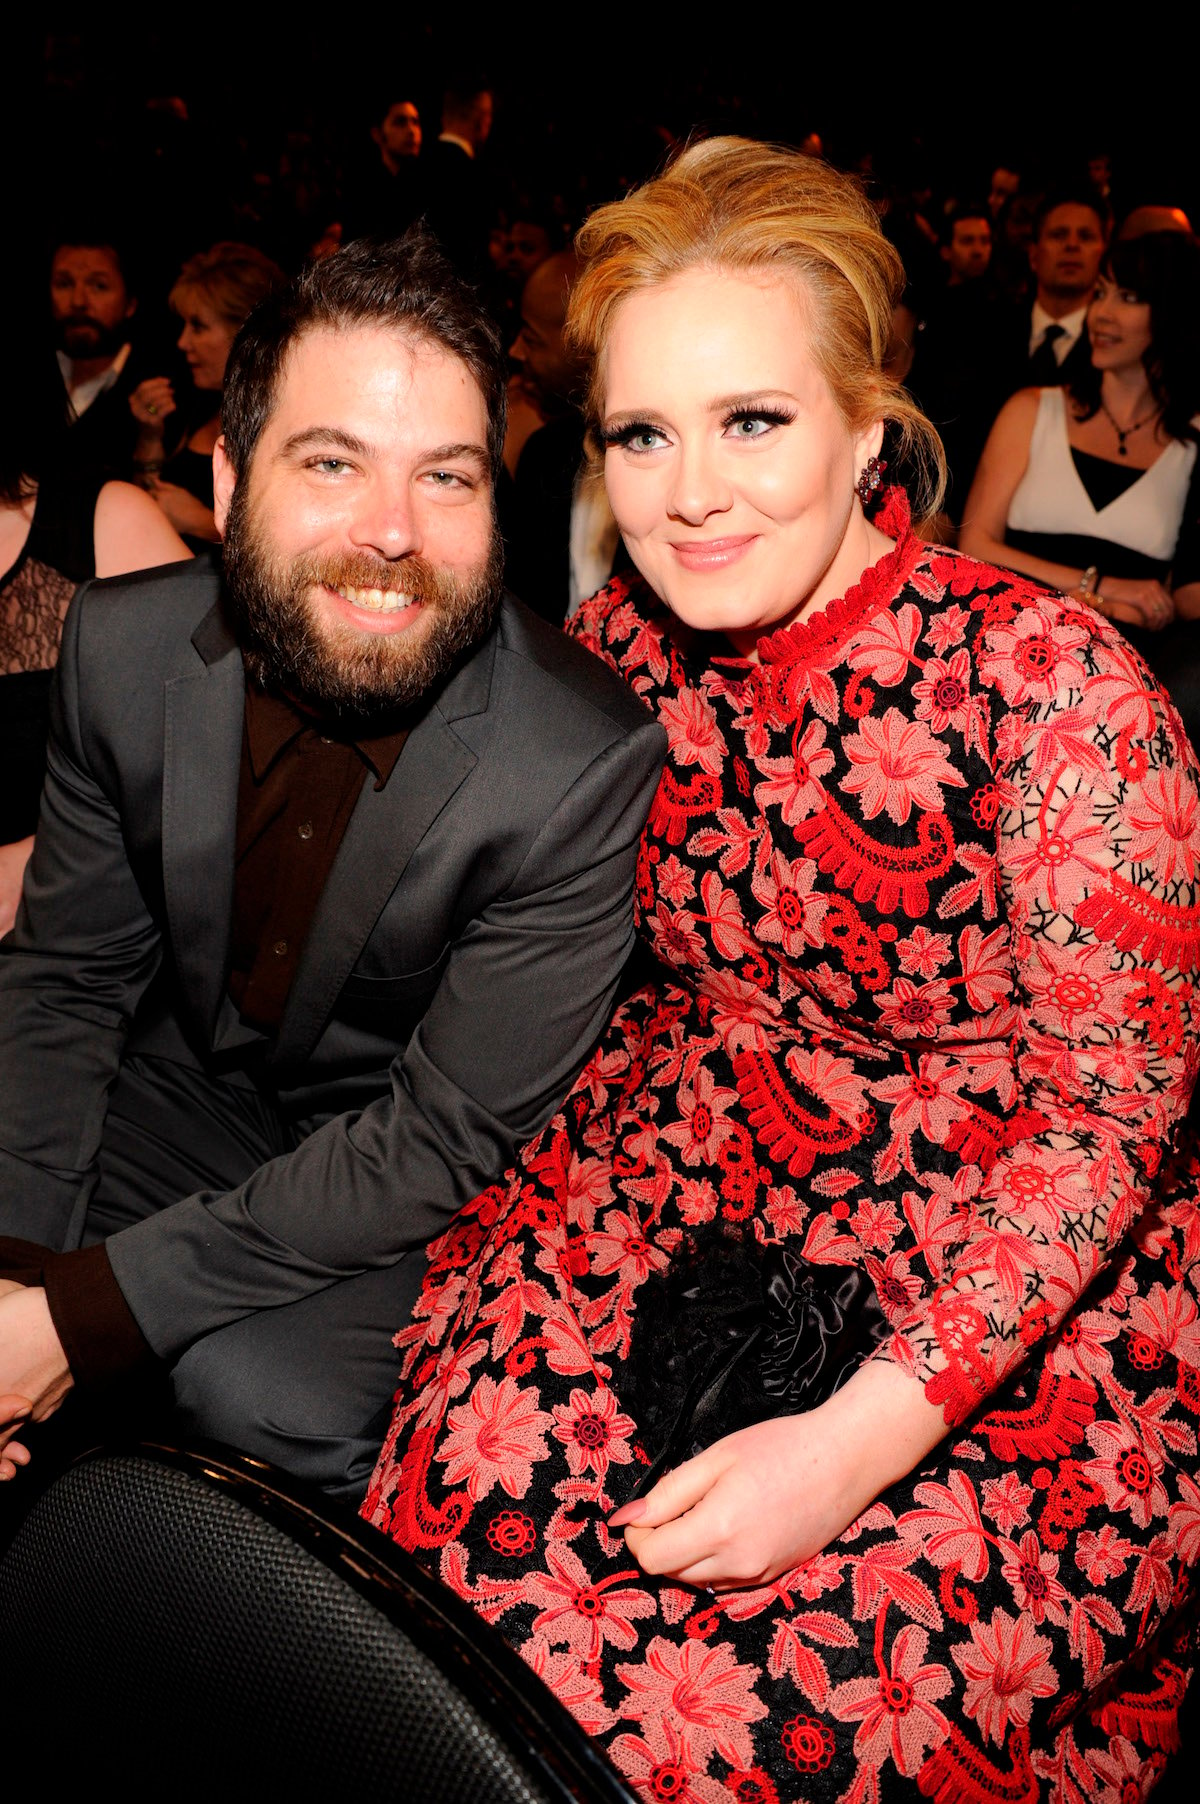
left=338, top=944, right=452, bottom=1011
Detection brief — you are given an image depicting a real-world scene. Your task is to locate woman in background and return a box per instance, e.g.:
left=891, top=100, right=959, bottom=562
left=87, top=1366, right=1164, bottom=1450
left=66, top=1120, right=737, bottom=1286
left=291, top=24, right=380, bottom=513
left=128, top=242, right=284, bottom=544
left=961, top=231, right=1200, bottom=735
left=1, top=348, right=187, bottom=932
left=367, top=142, right=1200, bottom=1799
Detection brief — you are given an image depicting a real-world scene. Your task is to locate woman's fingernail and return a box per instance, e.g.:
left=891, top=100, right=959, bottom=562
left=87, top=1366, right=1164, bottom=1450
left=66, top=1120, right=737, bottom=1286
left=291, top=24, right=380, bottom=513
left=608, top=1499, right=647, bottom=1528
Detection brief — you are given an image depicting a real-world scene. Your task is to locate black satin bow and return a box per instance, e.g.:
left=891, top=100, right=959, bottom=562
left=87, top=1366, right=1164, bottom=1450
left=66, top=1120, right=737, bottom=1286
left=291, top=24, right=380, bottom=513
left=622, top=1243, right=890, bottom=1504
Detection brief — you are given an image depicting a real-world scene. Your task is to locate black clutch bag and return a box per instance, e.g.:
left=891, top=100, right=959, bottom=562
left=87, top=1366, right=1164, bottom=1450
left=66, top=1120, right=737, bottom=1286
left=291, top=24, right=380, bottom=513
left=620, top=1233, right=890, bottom=1503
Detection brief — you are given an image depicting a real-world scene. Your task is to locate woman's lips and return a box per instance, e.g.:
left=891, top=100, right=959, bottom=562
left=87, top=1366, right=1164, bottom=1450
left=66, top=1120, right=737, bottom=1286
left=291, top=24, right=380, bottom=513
left=670, top=534, right=758, bottom=571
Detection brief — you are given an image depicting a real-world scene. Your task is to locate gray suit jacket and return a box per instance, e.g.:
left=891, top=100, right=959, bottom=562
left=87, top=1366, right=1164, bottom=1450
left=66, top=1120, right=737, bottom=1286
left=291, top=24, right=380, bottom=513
left=0, top=556, right=665, bottom=1360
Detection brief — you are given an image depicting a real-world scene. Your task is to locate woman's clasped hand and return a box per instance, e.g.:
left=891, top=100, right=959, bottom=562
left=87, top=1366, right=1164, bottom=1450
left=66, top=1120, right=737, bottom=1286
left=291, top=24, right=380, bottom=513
left=609, top=1363, right=946, bottom=1591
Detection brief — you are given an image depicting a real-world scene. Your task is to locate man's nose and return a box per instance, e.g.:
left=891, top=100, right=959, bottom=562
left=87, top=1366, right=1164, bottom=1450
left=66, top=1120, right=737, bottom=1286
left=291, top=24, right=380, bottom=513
left=666, top=438, right=732, bottom=526
left=348, top=477, right=421, bottom=559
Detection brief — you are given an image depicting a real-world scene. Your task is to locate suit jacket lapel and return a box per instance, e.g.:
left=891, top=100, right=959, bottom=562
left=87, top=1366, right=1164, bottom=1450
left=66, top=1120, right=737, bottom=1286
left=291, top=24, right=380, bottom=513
left=162, top=604, right=245, bottom=1048
left=268, top=708, right=477, bottom=1073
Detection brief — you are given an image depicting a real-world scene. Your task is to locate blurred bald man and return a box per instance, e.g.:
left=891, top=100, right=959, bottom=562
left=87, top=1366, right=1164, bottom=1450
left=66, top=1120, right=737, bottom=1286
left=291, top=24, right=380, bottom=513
left=1118, top=204, right=1194, bottom=241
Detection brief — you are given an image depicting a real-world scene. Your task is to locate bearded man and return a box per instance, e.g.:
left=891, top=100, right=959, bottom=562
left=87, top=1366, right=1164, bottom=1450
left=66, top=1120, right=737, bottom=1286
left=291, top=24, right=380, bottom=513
left=0, top=231, right=665, bottom=1501
left=49, top=233, right=153, bottom=481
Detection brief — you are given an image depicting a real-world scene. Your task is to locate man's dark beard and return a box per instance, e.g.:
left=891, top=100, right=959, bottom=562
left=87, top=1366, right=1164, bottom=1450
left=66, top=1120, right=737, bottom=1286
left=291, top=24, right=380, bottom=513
left=222, top=482, right=503, bottom=725
left=56, top=314, right=127, bottom=360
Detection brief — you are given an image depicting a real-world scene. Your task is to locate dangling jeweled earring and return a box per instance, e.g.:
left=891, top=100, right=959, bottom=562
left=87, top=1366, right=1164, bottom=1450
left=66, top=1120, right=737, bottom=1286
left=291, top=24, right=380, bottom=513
left=855, top=455, right=886, bottom=505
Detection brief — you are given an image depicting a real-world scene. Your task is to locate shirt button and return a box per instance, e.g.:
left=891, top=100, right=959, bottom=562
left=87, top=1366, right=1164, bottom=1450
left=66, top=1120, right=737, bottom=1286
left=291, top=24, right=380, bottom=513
left=297, top=820, right=314, bottom=840
left=273, top=939, right=288, bottom=958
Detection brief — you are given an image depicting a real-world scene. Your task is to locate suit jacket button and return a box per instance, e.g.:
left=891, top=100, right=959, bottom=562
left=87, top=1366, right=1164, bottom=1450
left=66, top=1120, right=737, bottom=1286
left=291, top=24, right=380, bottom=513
left=273, top=939, right=288, bottom=957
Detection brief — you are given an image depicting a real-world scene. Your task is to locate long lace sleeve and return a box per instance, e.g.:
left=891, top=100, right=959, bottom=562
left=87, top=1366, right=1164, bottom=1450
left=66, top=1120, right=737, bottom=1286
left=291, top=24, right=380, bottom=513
left=898, top=597, right=1200, bottom=1424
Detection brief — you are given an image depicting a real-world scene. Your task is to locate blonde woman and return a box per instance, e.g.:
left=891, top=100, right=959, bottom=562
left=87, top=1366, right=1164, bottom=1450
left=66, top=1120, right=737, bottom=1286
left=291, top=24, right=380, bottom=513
left=366, top=141, right=1200, bottom=1798
left=129, top=242, right=284, bottom=542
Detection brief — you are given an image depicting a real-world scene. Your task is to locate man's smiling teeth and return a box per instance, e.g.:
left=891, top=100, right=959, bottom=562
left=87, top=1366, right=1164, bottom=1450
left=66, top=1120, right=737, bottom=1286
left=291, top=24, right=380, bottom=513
left=334, top=584, right=417, bottom=612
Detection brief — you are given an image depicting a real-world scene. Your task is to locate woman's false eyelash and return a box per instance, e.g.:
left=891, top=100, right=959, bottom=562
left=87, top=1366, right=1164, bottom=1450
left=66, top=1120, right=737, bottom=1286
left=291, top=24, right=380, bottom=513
left=723, top=405, right=796, bottom=430
left=600, top=419, right=663, bottom=448
left=600, top=405, right=797, bottom=449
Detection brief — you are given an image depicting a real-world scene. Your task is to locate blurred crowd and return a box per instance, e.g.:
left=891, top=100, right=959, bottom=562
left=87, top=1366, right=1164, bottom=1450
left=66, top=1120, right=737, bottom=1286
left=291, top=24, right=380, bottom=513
left=6, top=53, right=1200, bottom=893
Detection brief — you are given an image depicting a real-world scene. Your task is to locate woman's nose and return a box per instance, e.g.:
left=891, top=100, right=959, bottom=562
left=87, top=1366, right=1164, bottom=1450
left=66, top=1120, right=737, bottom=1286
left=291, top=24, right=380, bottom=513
left=666, top=440, right=732, bottom=525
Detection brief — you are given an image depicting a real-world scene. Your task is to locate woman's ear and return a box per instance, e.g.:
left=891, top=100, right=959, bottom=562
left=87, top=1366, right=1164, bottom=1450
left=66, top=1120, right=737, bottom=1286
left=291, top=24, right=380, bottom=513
left=854, top=416, right=886, bottom=471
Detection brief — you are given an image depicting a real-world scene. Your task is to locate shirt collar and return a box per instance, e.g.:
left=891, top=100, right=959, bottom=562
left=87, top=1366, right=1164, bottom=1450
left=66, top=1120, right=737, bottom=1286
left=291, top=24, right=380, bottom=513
left=244, top=683, right=408, bottom=790
left=438, top=130, right=475, bottom=158
left=56, top=341, right=132, bottom=416
left=1030, top=300, right=1088, bottom=350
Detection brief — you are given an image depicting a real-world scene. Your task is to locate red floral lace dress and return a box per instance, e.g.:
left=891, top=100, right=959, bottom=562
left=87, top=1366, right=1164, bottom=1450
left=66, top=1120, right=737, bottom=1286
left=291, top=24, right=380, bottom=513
left=364, top=504, right=1200, bottom=1803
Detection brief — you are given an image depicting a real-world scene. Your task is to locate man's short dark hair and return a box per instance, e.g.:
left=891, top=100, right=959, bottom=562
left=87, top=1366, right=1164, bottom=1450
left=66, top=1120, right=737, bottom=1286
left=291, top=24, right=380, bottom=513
left=221, top=227, right=507, bottom=478
left=1032, top=186, right=1110, bottom=241
left=49, top=228, right=136, bottom=295
left=941, top=203, right=991, bottom=246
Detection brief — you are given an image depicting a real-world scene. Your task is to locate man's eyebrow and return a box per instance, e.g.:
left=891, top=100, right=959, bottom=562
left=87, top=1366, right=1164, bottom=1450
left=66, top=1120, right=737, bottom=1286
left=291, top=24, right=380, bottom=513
left=278, top=429, right=489, bottom=471
left=421, top=442, right=490, bottom=471
left=280, top=426, right=376, bottom=459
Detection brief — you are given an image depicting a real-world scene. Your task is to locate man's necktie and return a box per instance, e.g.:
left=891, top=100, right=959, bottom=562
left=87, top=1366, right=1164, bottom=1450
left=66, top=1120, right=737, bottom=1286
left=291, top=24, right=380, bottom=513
left=1028, top=322, right=1066, bottom=385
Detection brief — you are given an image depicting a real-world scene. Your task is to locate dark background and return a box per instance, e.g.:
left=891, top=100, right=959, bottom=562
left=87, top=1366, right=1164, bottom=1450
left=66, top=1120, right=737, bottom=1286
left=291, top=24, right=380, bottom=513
left=19, top=12, right=1196, bottom=272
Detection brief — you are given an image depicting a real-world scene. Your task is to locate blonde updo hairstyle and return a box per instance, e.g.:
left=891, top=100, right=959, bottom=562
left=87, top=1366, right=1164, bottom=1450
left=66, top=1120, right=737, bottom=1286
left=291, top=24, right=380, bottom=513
left=569, top=137, right=945, bottom=527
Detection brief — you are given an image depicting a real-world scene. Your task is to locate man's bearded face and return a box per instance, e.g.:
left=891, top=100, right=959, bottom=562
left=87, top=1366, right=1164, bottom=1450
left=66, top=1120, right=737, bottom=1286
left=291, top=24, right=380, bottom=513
left=50, top=246, right=133, bottom=361
left=222, top=479, right=503, bottom=720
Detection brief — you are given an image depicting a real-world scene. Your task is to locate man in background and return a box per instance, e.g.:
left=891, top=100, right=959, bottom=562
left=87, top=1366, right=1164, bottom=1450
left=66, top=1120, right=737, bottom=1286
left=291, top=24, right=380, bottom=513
left=50, top=232, right=153, bottom=481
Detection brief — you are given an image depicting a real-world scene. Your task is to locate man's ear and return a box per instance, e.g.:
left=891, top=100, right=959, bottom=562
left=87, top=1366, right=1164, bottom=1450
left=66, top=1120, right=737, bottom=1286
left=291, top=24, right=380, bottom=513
left=125, top=296, right=138, bottom=322
left=212, top=437, right=236, bottom=539
left=371, top=124, right=384, bottom=149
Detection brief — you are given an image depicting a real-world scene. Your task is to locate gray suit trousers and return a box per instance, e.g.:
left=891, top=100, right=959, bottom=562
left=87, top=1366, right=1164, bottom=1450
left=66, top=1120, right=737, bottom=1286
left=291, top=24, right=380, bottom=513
left=86, top=1053, right=426, bottom=1503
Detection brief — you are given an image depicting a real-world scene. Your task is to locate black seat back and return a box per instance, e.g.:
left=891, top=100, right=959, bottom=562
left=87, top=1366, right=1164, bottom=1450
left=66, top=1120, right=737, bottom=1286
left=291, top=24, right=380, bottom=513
left=0, top=1441, right=636, bottom=1802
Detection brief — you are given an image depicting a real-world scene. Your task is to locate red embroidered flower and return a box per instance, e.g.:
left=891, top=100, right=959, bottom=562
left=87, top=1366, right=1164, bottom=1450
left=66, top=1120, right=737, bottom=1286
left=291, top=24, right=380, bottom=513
left=840, top=707, right=966, bottom=824
left=780, top=1715, right=835, bottom=1772
left=828, top=1623, right=952, bottom=1776
left=550, top=1385, right=636, bottom=1480
left=486, top=1510, right=537, bottom=1557
left=951, top=1606, right=1056, bottom=1745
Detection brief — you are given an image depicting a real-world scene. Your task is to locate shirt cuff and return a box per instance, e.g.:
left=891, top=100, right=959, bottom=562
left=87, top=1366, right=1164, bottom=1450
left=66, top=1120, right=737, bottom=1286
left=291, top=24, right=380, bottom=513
left=0, top=1238, right=158, bottom=1395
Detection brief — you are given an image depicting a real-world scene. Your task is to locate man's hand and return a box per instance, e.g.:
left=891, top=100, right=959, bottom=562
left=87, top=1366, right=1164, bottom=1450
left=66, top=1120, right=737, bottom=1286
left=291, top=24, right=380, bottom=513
left=0, top=1396, right=33, bottom=1481
left=0, top=837, right=34, bottom=938
left=608, top=1360, right=945, bottom=1591
left=0, top=1286, right=73, bottom=1480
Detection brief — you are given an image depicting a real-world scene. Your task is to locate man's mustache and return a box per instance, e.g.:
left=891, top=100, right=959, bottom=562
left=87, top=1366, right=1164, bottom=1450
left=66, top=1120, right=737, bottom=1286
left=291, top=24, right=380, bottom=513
left=294, top=552, right=447, bottom=605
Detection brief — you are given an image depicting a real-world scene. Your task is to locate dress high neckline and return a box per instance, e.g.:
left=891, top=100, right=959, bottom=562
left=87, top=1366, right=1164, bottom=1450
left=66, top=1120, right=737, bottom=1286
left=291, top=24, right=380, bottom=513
left=756, top=490, right=923, bottom=669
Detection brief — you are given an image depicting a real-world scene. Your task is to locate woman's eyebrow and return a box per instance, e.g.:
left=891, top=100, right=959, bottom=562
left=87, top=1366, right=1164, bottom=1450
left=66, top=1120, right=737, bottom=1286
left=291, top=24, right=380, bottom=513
left=602, top=390, right=800, bottom=428
left=707, top=389, right=799, bottom=413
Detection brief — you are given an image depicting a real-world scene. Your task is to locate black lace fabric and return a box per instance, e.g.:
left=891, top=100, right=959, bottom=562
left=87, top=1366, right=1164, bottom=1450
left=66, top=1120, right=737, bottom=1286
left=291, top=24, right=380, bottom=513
left=0, top=554, right=75, bottom=676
